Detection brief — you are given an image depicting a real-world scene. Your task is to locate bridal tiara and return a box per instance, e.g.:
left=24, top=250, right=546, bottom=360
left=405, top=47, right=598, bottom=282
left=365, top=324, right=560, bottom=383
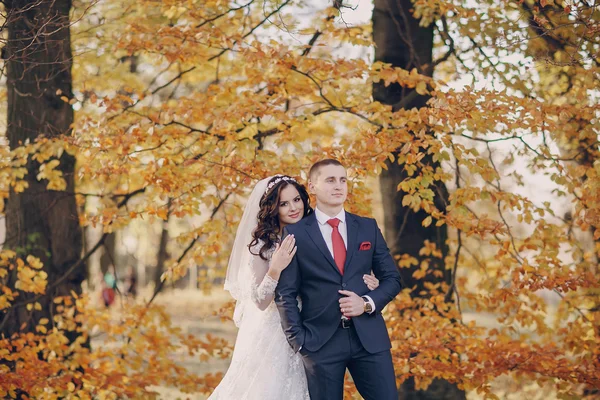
left=264, top=176, right=297, bottom=195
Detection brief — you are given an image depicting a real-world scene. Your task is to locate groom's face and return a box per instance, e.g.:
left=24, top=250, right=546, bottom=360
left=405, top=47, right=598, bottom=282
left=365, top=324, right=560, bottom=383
left=309, top=164, right=348, bottom=208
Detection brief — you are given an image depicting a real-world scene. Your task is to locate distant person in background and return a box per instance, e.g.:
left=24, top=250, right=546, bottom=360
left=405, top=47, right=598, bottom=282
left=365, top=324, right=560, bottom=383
left=101, top=267, right=117, bottom=307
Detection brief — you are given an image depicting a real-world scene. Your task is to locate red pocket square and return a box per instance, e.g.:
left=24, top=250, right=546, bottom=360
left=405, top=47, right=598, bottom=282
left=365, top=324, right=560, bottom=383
left=359, top=241, right=371, bottom=251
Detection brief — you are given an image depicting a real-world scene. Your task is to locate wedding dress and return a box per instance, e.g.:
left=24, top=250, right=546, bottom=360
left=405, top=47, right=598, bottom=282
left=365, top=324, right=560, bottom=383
left=208, top=177, right=309, bottom=400
left=208, top=244, right=309, bottom=400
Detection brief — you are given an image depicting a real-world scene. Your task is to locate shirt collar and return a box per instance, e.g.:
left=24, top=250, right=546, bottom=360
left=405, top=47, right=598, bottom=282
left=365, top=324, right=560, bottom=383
left=315, top=207, right=346, bottom=226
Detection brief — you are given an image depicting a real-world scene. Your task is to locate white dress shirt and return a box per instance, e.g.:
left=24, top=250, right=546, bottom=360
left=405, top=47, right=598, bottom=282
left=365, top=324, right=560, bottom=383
left=314, top=207, right=348, bottom=255
left=314, top=207, right=376, bottom=313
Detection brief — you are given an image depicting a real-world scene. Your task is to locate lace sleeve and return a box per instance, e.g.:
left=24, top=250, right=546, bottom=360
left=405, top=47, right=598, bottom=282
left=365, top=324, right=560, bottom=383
left=249, top=244, right=278, bottom=310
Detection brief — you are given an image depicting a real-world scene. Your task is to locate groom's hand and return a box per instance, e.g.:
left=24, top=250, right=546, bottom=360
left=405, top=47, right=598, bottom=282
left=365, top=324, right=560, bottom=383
left=338, top=290, right=364, bottom=317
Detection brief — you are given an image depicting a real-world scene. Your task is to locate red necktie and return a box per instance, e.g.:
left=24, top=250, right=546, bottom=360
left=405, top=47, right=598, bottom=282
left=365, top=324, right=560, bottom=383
left=327, top=218, right=346, bottom=275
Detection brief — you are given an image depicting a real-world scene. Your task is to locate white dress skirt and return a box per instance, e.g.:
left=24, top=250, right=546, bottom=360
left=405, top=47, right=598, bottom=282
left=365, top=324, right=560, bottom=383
left=208, top=245, right=309, bottom=400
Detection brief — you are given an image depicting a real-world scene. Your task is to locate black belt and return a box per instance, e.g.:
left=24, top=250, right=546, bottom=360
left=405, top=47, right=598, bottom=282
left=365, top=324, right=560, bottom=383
left=341, top=317, right=352, bottom=329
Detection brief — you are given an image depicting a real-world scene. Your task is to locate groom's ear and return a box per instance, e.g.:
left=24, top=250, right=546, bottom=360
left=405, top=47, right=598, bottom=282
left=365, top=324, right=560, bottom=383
left=308, top=180, right=315, bottom=194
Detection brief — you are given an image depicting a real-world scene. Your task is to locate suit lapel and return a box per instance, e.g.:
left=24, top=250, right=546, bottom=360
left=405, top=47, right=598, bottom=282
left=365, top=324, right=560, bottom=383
left=344, top=212, right=359, bottom=273
left=304, top=213, right=341, bottom=276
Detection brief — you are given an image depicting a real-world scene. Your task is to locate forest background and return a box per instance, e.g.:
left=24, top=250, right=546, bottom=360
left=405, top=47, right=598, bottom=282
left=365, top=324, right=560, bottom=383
left=0, top=0, right=599, bottom=399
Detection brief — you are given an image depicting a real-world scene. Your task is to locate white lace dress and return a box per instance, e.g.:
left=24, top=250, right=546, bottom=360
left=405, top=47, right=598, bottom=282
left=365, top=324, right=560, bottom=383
left=208, top=244, right=309, bottom=400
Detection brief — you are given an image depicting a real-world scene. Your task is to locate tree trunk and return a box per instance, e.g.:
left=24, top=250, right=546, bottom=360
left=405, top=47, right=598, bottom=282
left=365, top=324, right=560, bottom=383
left=1, top=0, right=83, bottom=340
left=100, top=232, right=116, bottom=275
left=372, top=1, right=465, bottom=398
left=154, top=201, right=171, bottom=289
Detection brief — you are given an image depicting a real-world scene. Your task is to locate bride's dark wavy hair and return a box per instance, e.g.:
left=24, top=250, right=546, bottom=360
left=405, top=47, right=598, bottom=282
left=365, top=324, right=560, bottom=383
left=249, top=176, right=313, bottom=260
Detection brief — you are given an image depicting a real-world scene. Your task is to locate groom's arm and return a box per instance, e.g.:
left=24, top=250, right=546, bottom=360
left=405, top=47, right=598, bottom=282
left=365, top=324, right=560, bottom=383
left=366, top=219, right=404, bottom=312
left=275, top=227, right=305, bottom=353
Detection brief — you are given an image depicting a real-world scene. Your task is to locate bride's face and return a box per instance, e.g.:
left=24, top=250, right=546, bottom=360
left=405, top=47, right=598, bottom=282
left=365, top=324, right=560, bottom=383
left=277, top=184, right=304, bottom=228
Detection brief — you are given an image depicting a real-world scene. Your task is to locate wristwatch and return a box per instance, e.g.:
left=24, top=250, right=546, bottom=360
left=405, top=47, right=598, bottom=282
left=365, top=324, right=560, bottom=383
left=362, top=296, right=373, bottom=314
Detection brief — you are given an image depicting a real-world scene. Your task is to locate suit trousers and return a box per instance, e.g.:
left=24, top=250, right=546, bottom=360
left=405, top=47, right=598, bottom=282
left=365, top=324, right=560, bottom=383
left=298, top=322, right=398, bottom=400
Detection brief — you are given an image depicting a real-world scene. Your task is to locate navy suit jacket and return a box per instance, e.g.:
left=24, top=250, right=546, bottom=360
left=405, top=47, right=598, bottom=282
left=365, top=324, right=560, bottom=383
left=275, top=211, right=402, bottom=354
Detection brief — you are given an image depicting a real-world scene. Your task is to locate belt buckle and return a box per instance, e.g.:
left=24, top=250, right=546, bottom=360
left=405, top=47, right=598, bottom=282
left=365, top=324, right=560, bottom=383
left=341, top=317, right=351, bottom=329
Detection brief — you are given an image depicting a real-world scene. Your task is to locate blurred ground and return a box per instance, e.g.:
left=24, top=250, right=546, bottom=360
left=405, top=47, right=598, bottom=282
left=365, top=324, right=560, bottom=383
left=92, top=287, right=561, bottom=400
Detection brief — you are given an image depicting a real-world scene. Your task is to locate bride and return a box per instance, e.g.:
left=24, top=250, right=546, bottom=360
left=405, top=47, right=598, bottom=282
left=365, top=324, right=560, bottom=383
left=208, top=175, right=379, bottom=399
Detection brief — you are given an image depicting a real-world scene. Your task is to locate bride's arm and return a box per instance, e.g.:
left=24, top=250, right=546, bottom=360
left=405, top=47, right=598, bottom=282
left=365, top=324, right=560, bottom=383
left=249, top=253, right=278, bottom=310
left=250, top=237, right=296, bottom=311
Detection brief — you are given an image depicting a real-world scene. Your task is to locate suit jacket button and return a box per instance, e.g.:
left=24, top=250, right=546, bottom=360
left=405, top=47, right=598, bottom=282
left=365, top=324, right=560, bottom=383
left=342, top=283, right=347, bottom=288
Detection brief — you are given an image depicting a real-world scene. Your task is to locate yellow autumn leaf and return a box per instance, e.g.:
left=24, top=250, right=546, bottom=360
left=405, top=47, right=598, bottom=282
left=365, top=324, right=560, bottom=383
left=415, top=81, right=428, bottom=95
left=422, top=216, right=432, bottom=227
left=26, top=255, right=43, bottom=270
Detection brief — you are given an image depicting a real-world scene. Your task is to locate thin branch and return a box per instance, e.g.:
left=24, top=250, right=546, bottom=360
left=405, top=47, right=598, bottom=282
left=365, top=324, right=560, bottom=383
left=431, top=16, right=456, bottom=70
left=195, top=1, right=255, bottom=28
left=445, top=147, right=462, bottom=309
left=300, top=1, right=342, bottom=57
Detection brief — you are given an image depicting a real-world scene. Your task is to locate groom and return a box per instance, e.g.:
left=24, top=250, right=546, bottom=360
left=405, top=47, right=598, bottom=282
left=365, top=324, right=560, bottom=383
left=276, top=159, right=402, bottom=400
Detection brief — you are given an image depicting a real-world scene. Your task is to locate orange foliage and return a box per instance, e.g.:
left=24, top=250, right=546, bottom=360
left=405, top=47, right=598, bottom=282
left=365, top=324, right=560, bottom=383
left=0, top=0, right=599, bottom=398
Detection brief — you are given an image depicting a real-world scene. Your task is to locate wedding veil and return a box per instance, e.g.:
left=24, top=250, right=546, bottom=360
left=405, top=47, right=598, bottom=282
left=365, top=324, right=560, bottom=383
left=223, top=176, right=275, bottom=326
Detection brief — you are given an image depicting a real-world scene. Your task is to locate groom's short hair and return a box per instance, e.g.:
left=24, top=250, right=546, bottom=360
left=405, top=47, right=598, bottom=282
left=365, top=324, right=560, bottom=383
left=309, top=159, right=344, bottom=180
